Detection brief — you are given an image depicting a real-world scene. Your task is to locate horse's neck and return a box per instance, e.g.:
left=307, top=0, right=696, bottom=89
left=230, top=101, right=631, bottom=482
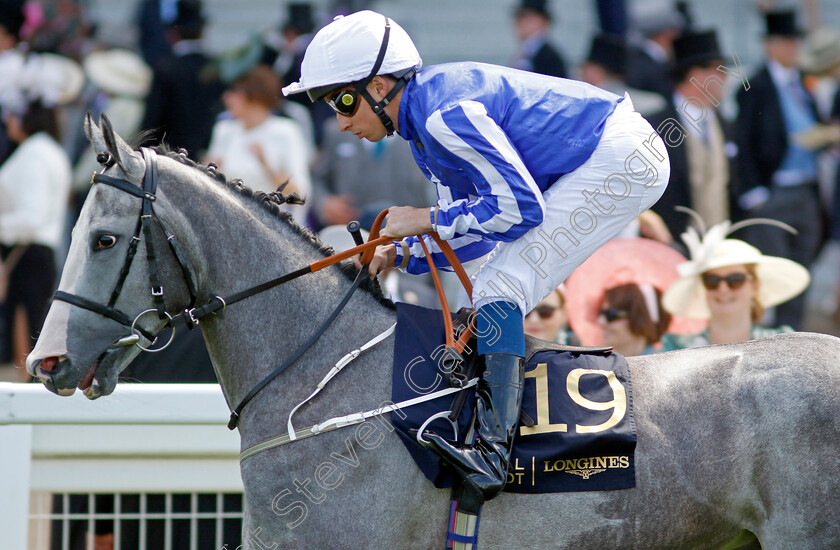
left=160, top=175, right=397, bottom=444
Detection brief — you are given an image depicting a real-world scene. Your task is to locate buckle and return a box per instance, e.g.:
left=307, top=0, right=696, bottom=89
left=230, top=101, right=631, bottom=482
left=187, top=308, right=201, bottom=327
left=440, top=346, right=465, bottom=387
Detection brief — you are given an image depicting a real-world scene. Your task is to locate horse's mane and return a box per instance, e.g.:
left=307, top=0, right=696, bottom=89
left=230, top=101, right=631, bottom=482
left=145, top=143, right=394, bottom=308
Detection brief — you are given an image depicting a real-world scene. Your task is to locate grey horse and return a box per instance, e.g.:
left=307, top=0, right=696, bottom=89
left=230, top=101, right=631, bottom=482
left=27, top=115, right=840, bottom=549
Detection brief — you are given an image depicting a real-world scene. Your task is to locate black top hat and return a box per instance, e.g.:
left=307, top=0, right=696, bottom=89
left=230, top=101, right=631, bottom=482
left=764, top=10, right=802, bottom=38
left=169, top=0, right=205, bottom=33
left=0, top=0, right=25, bottom=38
left=585, top=34, right=628, bottom=76
left=672, top=30, right=724, bottom=72
left=515, top=0, right=552, bottom=20
left=283, top=2, right=315, bottom=35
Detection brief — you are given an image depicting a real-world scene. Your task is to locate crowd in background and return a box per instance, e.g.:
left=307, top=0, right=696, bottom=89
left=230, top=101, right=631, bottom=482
left=3, top=0, right=840, bottom=371
left=3, top=0, right=840, bottom=547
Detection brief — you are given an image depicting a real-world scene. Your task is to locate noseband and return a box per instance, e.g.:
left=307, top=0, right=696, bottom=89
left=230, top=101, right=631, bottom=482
left=53, top=148, right=199, bottom=351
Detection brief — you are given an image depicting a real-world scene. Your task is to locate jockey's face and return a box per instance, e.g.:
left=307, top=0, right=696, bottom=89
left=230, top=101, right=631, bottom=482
left=330, top=77, right=397, bottom=142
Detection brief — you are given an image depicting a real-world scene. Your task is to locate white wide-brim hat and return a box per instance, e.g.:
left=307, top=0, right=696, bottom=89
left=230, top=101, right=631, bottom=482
left=84, top=49, right=152, bottom=98
left=0, top=52, right=84, bottom=114
left=27, top=53, right=85, bottom=104
left=282, top=10, right=421, bottom=97
left=662, top=238, right=810, bottom=319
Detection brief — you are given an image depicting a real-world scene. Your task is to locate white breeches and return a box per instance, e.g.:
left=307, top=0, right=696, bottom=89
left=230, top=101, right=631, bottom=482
left=469, top=96, right=670, bottom=315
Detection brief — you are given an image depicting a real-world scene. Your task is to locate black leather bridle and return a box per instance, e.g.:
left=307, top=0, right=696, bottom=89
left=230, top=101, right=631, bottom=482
left=54, top=147, right=369, bottom=429
left=54, top=148, right=198, bottom=349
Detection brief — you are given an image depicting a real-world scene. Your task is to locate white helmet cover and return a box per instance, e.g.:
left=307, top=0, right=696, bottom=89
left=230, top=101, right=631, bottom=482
left=281, top=10, right=422, bottom=99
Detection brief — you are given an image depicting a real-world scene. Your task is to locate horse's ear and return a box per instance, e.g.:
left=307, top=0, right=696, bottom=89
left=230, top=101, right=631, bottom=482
left=98, top=113, right=144, bottom=180
left=85, top=112, right=106, bottom=155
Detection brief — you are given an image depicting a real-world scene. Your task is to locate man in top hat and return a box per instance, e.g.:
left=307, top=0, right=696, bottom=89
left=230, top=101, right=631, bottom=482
left=579, top=33, right=666, bottom=117
left=274, top=3, right=315, bottom=96
left=271, top=2, right=332, bottom=145
left=645, top=29, right=740, bottom=240
left=625, top=0, right=685, bottom=100
left=511, top=0, right=567, bottom=78
left=140, top=0, right=225, bottom=160
left=734, top=9, right=821, bottom=330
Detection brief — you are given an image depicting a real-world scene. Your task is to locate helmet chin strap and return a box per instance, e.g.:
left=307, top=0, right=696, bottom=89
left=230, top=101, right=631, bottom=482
left=349, top=14, right=415, bottom=137
left=359, top=69, right=414, bottom=136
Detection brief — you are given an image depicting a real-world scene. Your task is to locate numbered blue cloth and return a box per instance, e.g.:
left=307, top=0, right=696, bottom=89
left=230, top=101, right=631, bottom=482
left=391, top=302, right=636, bottom=493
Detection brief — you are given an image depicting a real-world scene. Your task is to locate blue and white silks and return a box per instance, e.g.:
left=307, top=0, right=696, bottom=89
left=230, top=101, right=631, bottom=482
left=393, top=62, right=621, bottom=275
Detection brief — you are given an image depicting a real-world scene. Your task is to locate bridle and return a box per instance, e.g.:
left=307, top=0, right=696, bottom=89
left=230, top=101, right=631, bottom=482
left=52, top=147, right=393, bottom=427
left=54, top=148, right=198, bottom=350
left=53, top=147, right=474, bottom=430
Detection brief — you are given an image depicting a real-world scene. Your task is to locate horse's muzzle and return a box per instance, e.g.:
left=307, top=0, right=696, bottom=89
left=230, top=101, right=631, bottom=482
left=27, top=356, right=79, bottom=396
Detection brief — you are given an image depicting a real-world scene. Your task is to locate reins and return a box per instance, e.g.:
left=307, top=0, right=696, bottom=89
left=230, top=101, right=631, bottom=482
left=222, top=209, right=474, bottom=429
left=57, top=150, right=475, bottom=435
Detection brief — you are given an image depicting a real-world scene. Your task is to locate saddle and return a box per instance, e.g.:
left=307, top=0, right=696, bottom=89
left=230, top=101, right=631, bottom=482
left=391, top=302, right=637, bottom=495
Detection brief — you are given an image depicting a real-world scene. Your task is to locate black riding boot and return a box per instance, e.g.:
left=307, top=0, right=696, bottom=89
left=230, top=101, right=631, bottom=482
left=421, top=353, right=525, bottom=501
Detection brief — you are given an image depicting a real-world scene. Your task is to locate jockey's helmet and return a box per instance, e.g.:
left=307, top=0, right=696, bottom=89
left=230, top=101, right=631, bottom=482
left=281, top=10, right=421, bottom=134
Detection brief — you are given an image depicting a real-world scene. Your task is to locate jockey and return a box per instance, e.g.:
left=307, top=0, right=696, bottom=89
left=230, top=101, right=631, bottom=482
left=283, top=10, right=669, bottom=503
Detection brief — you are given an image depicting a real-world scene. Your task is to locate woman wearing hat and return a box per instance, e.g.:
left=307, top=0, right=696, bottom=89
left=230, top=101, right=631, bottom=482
left=599, top=282, right=671, bottom=356
left=660, top=219, right=810, bottom=349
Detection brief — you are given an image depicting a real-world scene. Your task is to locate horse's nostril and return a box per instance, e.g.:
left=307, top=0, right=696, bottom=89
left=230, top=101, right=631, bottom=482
left=40, top=356, right=59, bottom=372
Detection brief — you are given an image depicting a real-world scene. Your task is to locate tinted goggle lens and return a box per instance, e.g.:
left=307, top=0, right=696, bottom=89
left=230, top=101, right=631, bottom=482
left=701, top=272, right=749, bottom=290
left=327, top=89, right=360, bottom=116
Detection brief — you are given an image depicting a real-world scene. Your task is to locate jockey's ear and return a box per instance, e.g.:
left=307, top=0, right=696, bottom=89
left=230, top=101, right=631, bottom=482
left=371, top=75, right=390, bottom=100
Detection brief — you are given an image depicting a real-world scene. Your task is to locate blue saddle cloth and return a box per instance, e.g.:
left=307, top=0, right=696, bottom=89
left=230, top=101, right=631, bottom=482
left=391, top=302, right=636, bottom=493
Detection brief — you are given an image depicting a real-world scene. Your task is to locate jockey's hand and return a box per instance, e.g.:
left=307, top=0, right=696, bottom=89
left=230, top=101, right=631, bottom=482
left=367, top=243, right=397, bottom=278
left=380, top=206, right=434, bottom=239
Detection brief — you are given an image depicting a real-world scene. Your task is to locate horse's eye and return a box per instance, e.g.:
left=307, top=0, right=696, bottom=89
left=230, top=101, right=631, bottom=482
left=96, top=235, right=117, bottom=250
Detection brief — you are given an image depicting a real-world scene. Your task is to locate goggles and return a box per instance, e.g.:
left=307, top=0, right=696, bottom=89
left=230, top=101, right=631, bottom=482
left=701, top=272, right=752, bottom=291
left=526, top=304, right=558, bottom=320
left=599, top=307, right=629, bottom=323
left=326, top=88, right=362, bottom=117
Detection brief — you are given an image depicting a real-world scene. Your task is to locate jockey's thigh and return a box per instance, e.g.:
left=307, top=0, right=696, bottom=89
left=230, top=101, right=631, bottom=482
left=470, top=97, right=670, bottom=314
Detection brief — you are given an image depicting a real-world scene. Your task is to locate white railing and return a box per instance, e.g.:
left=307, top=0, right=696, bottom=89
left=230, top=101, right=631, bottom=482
left=0, top=382, right=243, bottom=550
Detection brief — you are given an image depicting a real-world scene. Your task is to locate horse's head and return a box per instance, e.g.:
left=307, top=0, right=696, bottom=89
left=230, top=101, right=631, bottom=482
left=27, top=114, right=197, bottom=398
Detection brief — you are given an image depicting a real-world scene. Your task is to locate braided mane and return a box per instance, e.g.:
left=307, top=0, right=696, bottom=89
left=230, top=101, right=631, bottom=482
left=148, top=144, right=393, bottom=306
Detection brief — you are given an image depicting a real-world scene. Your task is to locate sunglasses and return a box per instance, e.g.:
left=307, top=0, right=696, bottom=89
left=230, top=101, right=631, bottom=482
left=599, top=307, right=628, bottom=323
left=701, top=272, right=752, bottom=291
left=326, top=88, right=361, bottom=117
left=526, top=304, right=557, bottom=320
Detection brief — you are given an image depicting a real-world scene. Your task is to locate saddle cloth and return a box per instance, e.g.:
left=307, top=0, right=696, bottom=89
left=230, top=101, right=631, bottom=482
left=391, top=302, right=636, bottom=493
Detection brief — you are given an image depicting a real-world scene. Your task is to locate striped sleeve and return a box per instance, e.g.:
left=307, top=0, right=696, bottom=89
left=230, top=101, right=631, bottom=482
left=395, top=232, right=497, bottom=275
left=425, top=101, right=546, bottom=242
